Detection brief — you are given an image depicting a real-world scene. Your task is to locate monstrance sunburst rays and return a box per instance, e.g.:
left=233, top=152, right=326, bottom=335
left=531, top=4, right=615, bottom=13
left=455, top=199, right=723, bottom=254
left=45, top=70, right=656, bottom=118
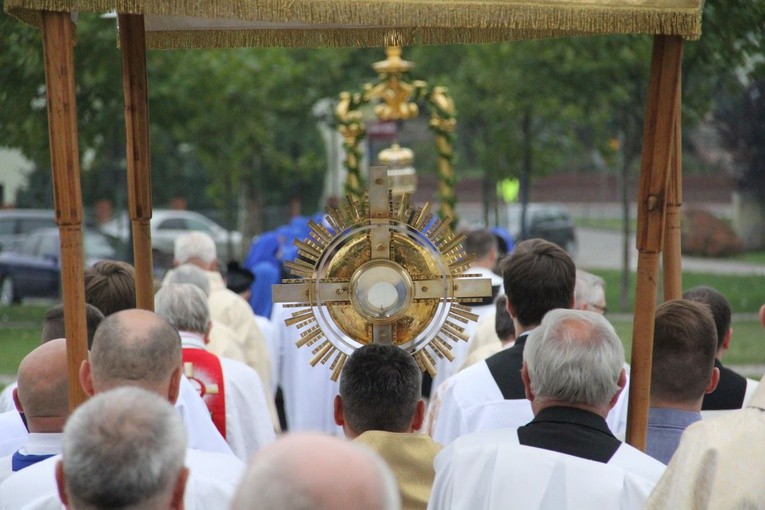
left=272, top=166, right=492, bottom=381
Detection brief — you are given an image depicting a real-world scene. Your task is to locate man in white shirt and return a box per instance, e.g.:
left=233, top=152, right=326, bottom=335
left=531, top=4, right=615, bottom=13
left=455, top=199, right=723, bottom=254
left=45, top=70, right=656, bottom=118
left=430, top=239, right=576, bottom=444
left=0, top=339, right=69, bottom=482
left=0, top=309, right=244, bottom=510
left=428, top=309, right=665, bottom=510
left=55, top=387, right=188, bottom=510
left=171, top=232, right=273, bottom=392
left=155, top=283, right=276, bottom=460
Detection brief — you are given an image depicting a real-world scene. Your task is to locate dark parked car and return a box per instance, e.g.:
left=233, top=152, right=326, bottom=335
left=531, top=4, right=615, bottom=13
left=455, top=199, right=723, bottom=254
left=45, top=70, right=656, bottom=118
left=0, top=209, right=56, bottom=253
left=0, top=228, right=119, bottom=305
left=501, top=202, right=577, bottom=256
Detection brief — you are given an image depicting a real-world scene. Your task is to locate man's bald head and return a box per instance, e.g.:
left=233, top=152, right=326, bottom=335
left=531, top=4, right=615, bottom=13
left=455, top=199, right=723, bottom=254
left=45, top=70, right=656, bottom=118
left=86, top=309, right=182, bottom=399
left=14, top=338, right=70, bottom=431
left=233, top=433, right=400, bottom=510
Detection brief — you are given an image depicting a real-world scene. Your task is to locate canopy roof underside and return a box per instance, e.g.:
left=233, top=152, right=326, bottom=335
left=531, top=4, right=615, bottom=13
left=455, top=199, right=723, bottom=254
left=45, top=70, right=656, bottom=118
left=6, top=0, right=704, bottom=48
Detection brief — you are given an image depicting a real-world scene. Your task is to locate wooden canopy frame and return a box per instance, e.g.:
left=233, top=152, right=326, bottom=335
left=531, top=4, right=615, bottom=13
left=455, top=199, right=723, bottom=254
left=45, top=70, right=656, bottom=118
left=5, top=0, right=701, bottom=451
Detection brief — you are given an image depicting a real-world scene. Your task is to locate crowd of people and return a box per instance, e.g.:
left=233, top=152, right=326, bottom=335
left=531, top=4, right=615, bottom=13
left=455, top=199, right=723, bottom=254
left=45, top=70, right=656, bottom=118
left=0, top=226, right=764, bottom=509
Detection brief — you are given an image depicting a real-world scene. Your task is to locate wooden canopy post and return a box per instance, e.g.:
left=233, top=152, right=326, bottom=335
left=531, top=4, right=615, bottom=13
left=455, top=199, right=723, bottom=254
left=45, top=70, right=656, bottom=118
left=663, top=98, right=683, bottom=301
left=118, top=13, right=155, bottom=310
left=626, top=35, right=683, bottom=450
left=41, top=10, right=89, bottom=409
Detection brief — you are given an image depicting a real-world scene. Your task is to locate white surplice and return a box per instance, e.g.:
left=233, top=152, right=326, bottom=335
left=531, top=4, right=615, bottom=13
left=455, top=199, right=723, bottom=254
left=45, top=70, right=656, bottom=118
left=428, top=428, right=665, bottom=510
left=430, top=360, right=630, bottom=445
left=0, top=448, right=244, bottom=510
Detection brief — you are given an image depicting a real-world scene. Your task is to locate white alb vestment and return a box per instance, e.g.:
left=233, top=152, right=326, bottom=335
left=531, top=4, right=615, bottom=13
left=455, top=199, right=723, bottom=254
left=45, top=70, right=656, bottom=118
left=0, top=448, right=244, bottom=510
left=431, top=359, right=630, bottom=444
left=207, top=319, right=248, bottom=365
left=0, top=383, right=16, bottom=413
left=180, top=331, right=275, bottom=461
left=0, top=411, right=28, bottom=458
left=178, top=375, right=235, bottom=455
left=644, top=377, right=765, bottom=509
left=428, top=428, right=665, bottom=510
left=0, top=432, right=63, bottom=484
left=430, top=267, right=503, bottom=396
left=272, top=303, right=342, bottom=435
left=254, top=314, right=279, bottom=395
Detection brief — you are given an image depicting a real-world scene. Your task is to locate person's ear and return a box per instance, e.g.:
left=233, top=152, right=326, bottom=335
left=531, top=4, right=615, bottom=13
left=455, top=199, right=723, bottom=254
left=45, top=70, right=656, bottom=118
left=333, top=395, right=345, bottom=427
left=11, top=387, right=22, bottom=414
left=55, top=460, right=69, bottom=507
left=521, top=363, right=534, bottom=401
left=203, top=322, right=213, bottom=345
left=170, top=467, right=189, bottom=510
left=410, top=400, right=426, bottom=432
left=608, top=368, right=628, bottom=410
left=722, top=328, right=732, bottom=352
left=705, top=367, right=721, bottom=395
left=506, top=300, right=517, bottom=319
left=79, top=359, right=95, bottom=397
left=168, top=365, right=182, bottom=405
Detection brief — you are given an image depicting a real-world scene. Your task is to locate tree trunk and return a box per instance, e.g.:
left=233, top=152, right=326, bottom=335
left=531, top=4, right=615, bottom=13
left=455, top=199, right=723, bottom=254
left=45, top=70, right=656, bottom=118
left=519, top=108, right=533, bottom=239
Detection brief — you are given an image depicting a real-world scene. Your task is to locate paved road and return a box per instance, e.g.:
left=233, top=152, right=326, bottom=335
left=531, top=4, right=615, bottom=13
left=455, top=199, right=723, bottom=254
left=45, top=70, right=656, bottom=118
left=576, top=227, right=765, bottom=276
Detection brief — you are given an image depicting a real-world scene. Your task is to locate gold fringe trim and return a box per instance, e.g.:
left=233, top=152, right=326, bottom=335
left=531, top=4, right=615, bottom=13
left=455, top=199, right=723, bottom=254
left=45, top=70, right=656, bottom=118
left=5, top=0, right=703, bottom=46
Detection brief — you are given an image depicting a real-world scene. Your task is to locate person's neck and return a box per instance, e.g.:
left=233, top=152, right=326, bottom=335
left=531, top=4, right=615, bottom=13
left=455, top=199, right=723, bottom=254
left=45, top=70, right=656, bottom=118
left=650, top=396, right=703, bottom=413
left=515, top=323, right=538, bottom=337
left=532, top=399, right=610, bottom=419
left=26, top=416, right=67, bottom=434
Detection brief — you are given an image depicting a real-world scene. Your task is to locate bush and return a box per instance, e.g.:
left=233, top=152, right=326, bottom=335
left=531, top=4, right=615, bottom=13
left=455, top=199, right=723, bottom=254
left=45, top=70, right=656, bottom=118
left=682, top=208, right=743, bottom=257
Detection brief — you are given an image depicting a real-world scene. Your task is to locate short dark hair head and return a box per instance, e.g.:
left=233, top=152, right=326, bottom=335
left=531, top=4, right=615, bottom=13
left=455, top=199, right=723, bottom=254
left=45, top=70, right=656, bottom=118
left=651, top=299, right=717, bottom=404
left=682, top=286, right=730, bottom=351
left=502, top=238, right=576, bottom=326
left=41, top=303, right=105, bottom=349
left=494, top=296, right=515, bottom=341
left=84, top=261, right=136, bottom=317
left=464, top=229, right=498, bottom=261
left=339, top=344, right=421, bottom=434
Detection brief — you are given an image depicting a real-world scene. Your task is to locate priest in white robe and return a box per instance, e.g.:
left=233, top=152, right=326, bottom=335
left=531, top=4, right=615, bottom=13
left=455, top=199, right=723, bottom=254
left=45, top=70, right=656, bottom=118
left=428, top=309, right=665, bottom=510
left=156, top=283, right=276, bottom=460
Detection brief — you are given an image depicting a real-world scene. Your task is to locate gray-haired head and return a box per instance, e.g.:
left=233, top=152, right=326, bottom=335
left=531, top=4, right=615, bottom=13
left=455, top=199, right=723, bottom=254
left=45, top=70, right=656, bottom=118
left=58, top=386, right=187, bottom=510
left=155, top=283, right=211, bottom=335
left=88, top=309, right=182, bottom=395
left=524, top=309, right=624, bottom=409
left=174, top=232, right=217, bottom=267
left=164, top=263, right=211, bottom=296
left=232, top=433, right=400, bottom=510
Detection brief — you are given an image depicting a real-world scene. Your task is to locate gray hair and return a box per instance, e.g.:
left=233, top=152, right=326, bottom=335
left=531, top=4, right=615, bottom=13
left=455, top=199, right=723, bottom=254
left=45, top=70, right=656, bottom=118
left=155, top=283, right=210, bottom=334
left=174, top=231, right=217, bottom=265
left=233, top=434, right=400, bottom=510
left=524, top=309, right=624, bottom=408
left=90, top=309, right=182, bottom=389
left=165, top=264, right=211, bottom=296
left=61, top=386, right=186, bottom=510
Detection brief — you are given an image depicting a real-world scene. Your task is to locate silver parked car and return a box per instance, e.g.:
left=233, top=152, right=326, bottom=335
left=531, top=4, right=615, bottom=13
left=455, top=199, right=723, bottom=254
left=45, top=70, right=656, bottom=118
left=100, top=209, right=243, bottom=261
left=500, top=202, right=578, bottom=257
left=0, top=209, right=56, bottom=253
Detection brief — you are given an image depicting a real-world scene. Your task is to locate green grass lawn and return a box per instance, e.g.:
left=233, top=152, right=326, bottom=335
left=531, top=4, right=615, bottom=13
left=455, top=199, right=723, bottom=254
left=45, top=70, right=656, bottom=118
left=591, top=269, right=765, bottom=314
left=0, top=304, right=46, bottom=376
